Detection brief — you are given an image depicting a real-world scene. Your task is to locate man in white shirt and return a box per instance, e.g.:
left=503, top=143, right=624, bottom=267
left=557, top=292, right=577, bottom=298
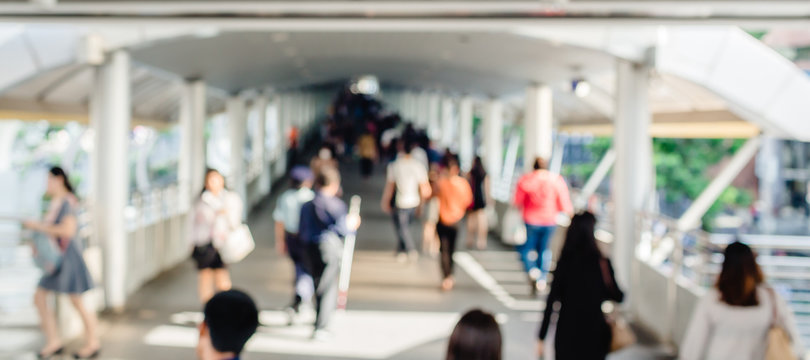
left=381, top=140, right=431, bottom=261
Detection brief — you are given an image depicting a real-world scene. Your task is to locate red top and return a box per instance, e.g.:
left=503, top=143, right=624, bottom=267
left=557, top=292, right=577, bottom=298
left=513, top=170, right=573, bottom=226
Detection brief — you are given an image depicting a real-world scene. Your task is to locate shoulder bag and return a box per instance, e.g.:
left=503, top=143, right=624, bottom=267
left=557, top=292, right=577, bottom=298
left=600, top=259, right=636, bottom=352
left=216, top=224, right=255, bottom=264
left=765, top=287, right=797, bottom=360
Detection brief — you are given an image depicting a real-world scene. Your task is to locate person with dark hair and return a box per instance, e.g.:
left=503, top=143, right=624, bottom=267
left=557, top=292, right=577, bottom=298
left=299, top=166, right=361, bottom=340
left=24, top=167, right=99, bottom=359
left=513, top=156, right=573, bottom=294
left=537, top=212, right=623, bottom=360
left=189, top=169, right=243, bottom=303
left=446, top=309, right=502, bottom=360
left=196, top=289, right=259, bottom=360
left=466, top=156, right=490, bottom=250
left=273, top=166, right=316, bottom=323
left=680, top=241, right=804, bottom=359
left=434, top=156, right=473, bottom=291
left=311, top=145, right=339, bottom=178
left=381, top=139, right=431, bottom=262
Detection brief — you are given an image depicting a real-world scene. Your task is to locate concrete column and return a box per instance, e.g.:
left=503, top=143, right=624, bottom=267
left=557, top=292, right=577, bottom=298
left=458, top=97, right=474, bottom=171
left=428, top=93, right=441, bottom=141
left=612, top=61, right=653, bottom=295
left=483, top=99, right=504, bottom=180
left=253, top=95, right=268, bottom=171
left=272, top=94, right=286, bottom=177
left=440, top=97, right=455, bottom=150
left=178, top=80, right=207, bottom=213
left=254, top=95, right=271, bottom=197
left=418, top=91, right=431, bottom=129
left=524, top=84, right=554, bottom=172
left=227, top=96, right=248, bottom=218
left=91, top=50, right=131, bottom=310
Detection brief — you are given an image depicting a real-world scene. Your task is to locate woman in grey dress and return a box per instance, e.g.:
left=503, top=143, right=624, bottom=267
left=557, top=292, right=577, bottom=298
left=23, top=167, right=99, bottom=359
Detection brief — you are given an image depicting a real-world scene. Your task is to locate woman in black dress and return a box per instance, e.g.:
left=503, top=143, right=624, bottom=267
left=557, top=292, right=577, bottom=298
left=538, top=211, right=624, bottom=360
left=465, top=156, right=489, bottom=250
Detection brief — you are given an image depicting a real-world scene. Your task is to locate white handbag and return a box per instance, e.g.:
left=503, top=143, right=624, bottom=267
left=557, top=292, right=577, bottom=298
left=501, top=207, right=527, bottom=246
left=217, top=224, right=255, bottom=264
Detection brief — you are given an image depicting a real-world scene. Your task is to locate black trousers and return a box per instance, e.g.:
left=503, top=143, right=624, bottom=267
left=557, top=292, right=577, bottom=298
left=437, top=222, right=459, bottom=278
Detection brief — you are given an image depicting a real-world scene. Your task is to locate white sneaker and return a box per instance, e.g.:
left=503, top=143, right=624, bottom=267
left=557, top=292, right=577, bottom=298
left=396, top=253, right=408, bottom=263
left=311, top=329, right=334, bottom=342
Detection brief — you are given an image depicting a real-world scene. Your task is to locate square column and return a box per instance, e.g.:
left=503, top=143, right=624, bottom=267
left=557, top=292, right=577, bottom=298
left=458, top=97, right=474, bottom=171
left=91, top=50, right=131, bottom=311
left=252, top=95, right=268, bottom=171
left=428, top=93, right=441, bottom=141
left=178, top=80, right=207, bottom=213
left=440, top=97, right=455, bottom=149
left=483, top=99, right=504, bottom=180
left=612, top=61, right=654, bottom=296
left=227, top=96, right=248, bottom=219
left=524, top=84, right=554, bottom=172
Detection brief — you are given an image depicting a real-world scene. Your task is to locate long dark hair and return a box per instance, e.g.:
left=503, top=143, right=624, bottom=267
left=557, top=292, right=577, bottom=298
left=717, top=241, right=763, bottom=306
left=446, top=309, right=502, bottom=360
left=470, top=156, right=487, bottom=179
left=49, top=166, right=75, bottom=195
left=558, top=211, right=602, bottom=266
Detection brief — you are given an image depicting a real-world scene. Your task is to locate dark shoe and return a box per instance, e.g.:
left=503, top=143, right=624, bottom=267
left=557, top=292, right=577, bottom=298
left=73, top=348, right=100, bottom=359
left=37, top=346, right=63, bottom=359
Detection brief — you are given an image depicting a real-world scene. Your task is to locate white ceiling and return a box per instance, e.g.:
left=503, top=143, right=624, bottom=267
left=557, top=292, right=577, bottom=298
left=131, top=31, right=615, bottom=96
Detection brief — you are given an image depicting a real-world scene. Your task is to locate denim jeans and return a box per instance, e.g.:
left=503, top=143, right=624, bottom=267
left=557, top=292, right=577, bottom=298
left=392, top=207, right=417, bottom=253
left=517, top=224, right=556, bottom=280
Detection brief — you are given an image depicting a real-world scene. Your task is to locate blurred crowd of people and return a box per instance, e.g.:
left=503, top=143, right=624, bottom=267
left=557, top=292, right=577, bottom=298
left=22, top=86, right=806, bottom=360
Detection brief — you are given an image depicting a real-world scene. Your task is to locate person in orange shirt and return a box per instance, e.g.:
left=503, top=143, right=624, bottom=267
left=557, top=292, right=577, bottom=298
left=434, top=155, right=473, bottom=291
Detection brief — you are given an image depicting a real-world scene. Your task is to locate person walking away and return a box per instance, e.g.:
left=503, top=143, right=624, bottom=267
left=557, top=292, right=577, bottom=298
left=435, top=156, right=473, bottom=291
left=196, top=290, right=259, bottom=360
left=381, top=140, right=431, bottom=262
left=466, top=156, right=490, bottom=250
left=446, top=309, right=502, bottom=360
left=311, top=145, right=339, bottom=177
left=513, top=157, right=573, bottom=294
left=422, top=163, right=441, bottom=257
left=357, top=131, right=378, bottom=179
left=273, top=166, right=316, bottom=323
left=680, top=241, right=804, bottom=360
left=537, top=212, right=624, bottom=360
left=190, top=169, right=243, bottom=303
left=24, top=167, right=99, bottom=359
left=299, top=167, right=361, bottom=340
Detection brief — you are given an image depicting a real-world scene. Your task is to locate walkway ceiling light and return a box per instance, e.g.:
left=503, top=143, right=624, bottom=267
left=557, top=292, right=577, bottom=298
left=572, top=79, right=591, bottom=98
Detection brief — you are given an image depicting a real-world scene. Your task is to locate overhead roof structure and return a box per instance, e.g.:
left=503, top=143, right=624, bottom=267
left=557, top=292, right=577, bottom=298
left=0, top=2, right=807, bottom=139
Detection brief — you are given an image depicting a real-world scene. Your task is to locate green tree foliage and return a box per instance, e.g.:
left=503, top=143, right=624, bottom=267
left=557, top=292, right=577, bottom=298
left=564, top=137, right=754, bottom=230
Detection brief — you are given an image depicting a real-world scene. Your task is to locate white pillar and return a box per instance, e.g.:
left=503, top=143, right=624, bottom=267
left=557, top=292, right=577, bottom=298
left=524, top=84, right=554, bottom=172
left=428, top=93, right=441, bottom=141
left=272, top=94, right=286, bottom=177
left=178, top=80, right=207, bottom=213
left=227, top=96, right=248, bottom=218
left=418, top=91, right=431, bottom=129
left=483, top=99, right=504, bottom=180
left=253, top=95, right=268, bottom=171
left=458, top=97, right=474, bottom=171
left=612, top=61, right=653, bottom=295
left=440, top=97, right=455, bottom=149
left=91, top=50, right=131, bottom=311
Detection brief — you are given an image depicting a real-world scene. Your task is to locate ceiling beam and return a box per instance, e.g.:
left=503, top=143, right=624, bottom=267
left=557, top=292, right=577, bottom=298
left=0, top=1, right=808, bottom=19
